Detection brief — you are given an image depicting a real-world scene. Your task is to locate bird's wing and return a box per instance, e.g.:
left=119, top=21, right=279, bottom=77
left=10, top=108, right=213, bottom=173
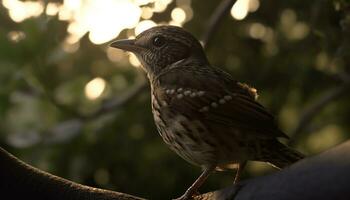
left=157, top=67, right=288, bottom=139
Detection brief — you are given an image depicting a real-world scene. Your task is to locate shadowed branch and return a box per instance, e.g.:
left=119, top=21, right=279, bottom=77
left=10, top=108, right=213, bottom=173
left=195, top=140, right=350, bottom=200
left=0, top=147, right=145, bottom=200
left=2, top=140, right=350, bottom=200
left=201, top=0, right=236, bottom=49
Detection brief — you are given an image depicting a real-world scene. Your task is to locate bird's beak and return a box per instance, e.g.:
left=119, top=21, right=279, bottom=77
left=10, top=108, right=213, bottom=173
left=109, top=39, right=144, bottom=53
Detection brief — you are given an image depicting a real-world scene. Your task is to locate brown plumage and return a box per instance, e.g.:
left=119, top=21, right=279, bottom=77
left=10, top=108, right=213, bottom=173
left=110, top=25, right=304, bottom=200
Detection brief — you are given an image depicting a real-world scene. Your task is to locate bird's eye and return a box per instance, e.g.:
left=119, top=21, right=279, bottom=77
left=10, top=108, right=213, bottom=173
left=152, top=36, right=165, bottom=47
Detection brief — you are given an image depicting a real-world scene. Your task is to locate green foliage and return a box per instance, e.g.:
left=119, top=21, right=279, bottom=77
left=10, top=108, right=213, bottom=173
left=0, top=0, right=349, bottom=199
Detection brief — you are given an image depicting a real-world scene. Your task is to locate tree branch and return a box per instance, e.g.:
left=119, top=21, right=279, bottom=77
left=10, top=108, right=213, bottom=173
left=201, top=0, right=236, bottom=49
left=195, top=140, right=350, bottom=200
left=85, top=78, right=148, bottom=119
left=0, top=147, right=145, bottom=200
left=2, top=140, right=350, bottom=199
left=289, top=80, right=350, bottom=145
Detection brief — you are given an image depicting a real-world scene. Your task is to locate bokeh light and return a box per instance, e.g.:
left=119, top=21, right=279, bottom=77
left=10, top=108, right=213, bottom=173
left=2, top=0, right=44, bottom=22
left=280, top=9, right=310, bottom=40
left=1, top=1, right=349, bottom=199
left=2, top=0, right=176, bottom=45
left=230, top=0, right=260, bottom=20
left=7, top=31, right=26, bottom=43
left=141, top=7, right=154, bottom=19
left=171, top=7, right=186, bottom=24
left=78, top=0, right=142, bottom=44
left=128, top=53, right=141, bottom=67
left=45, top=2, right=60, bottom=16
left=135, top=20, right=157, bottom=35
left=85, top=77, right=107, bottom=100
left=249, top=23, right=266, bottom=39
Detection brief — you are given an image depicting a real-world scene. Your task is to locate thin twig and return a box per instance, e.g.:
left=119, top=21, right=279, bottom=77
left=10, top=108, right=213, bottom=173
left=201, top=0, right=236, bottom=49
left=289, top=81, right=350, bottom=145
left=288, top=3, right=350, bottom=145
left=86, top=78, right=148, bottom=119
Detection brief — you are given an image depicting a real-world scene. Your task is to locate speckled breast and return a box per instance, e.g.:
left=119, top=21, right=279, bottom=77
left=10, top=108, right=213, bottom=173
left=151, top=91, right=218, bottom=167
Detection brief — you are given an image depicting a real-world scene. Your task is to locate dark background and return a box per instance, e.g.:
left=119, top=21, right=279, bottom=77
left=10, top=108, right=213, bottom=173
left=1, top=0, right=349, bottom=199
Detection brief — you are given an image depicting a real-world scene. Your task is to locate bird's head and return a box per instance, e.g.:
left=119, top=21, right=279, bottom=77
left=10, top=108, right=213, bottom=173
left=110, top=25, right=208, bottom=78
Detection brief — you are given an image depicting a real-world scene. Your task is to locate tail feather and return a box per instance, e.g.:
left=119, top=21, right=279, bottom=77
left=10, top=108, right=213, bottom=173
left=259, top=140, right=305, bottom=169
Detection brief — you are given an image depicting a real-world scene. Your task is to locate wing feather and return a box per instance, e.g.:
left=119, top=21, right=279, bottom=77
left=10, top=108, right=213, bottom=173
left=156, top=64, right=288, bottom=139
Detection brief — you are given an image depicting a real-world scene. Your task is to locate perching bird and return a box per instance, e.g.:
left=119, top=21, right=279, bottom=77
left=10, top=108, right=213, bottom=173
left=110, top=25, right=304, bottom=200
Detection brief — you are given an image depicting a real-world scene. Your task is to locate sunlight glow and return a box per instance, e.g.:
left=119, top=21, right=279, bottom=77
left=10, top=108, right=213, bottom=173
left=3, top=0, right=44, bottom=22
left=171, top=7, right=186, bottom=24
left=134, top=0, right=155, bottom=6
left=141, top=7, right=154, bottom=19
left=153, top=0, right=171, bottom=12
left=181, top=5, right=193, bottom=22
left=135, top=20, right=157, bottom=35
left=81, top=0, right=141, bottom=44
left=64, top=0, right=81, bottom=10
left=129, top=53, right=141, bottom=67
left=46, top=3, right=60, bottom=16
left=231, top=0, right=249, bottom=20
left=3, top=0, right=177, bottom=45
left=85, top=77, right=106, bottom=100
left=230, top=0, right=259, bottom=20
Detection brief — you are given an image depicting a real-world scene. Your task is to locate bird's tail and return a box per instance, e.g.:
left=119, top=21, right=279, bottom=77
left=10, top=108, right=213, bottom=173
left=258, top=140, right=305, bottom=169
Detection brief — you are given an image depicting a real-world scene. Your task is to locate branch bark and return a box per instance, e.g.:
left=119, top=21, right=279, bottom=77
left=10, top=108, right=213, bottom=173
left=195, top=140, right=350, bottom=200
left=0, top=147, right=145, bottom=200
left=2, top=140, right=350, bottom=199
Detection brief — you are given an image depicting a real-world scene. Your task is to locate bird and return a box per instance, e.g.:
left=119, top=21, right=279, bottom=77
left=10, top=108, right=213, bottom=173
left=110, top=25, right=304, bottom=200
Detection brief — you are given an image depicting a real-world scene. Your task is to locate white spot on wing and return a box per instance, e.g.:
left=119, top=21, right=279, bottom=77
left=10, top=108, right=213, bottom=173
left=199, top=106, right=209, bottom=112
left=224, top=95, right=232, bottom=100
left=197, top=91, right=205, bottom=96
left=177, top=94, right=184, bottom=99
left=184, top=90, right=191, bottom=96
left=219, top=99, right=226, bottom=104
left=161, top=101, right=168, bottom=106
